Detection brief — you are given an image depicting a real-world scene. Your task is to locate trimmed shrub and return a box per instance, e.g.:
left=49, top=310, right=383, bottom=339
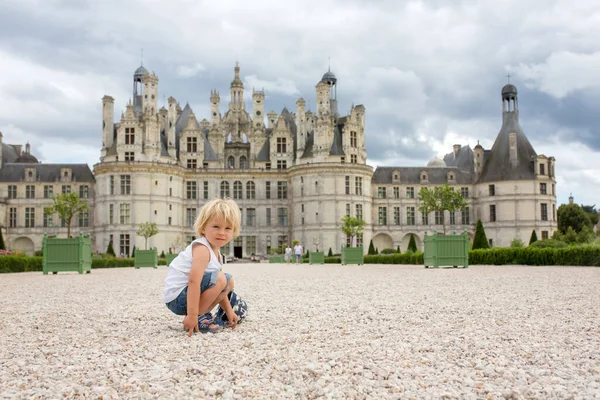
left=381, top=248, right=397, bottom=254
left=472, top=220, right=490, bottom=250
left=106, top=241, right=116, bottom=257
left=408, top=234, right=417, bottom=253
left=368, top=240, right=376, bottom=255
left=529, top=239, right=568, bottom=249
left=0, top=256, right=43, bottom=273
left=328, top=248, right=333, bottom=257
left=160, top=250, right=166, bottom=259
left=131, top=246, right=136, bottom=258
left=510, top=239, right=524, bottom=248
left=0, top=228, right=5, bottom=250
left=529, top=230, right=538, bottom=245
left=397, top=245, right=401, bottom=253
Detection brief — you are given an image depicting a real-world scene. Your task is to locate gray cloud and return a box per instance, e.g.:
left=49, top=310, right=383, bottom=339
left=1, top=0, right=600, bottom=205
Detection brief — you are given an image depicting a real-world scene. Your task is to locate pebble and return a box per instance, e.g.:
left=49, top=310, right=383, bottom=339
left=1, top=264, right=599, bottom=398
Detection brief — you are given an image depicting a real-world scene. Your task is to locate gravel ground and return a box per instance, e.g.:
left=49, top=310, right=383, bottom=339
left=1, top=263, right=599, bottom=399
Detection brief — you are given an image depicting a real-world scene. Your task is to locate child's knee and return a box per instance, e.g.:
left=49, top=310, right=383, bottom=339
left=215, top=271, right=227, bottom=290
left=227, top=277, right=234, bottom=292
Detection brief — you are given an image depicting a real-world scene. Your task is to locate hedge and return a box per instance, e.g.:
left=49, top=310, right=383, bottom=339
left=1, top=257, right=146, bottom=273
left=469, top=246, right=600, bottom=266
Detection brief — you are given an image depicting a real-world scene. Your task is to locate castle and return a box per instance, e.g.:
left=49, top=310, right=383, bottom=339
left=0, top=63, right=557, bottom=257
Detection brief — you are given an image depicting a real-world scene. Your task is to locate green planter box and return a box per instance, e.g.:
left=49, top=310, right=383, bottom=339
left=424, top=231, right=469, bottom=268
left=269, top=256, right=285, bottom=264
left=309, top=251, right=325, bottom=264
left=166, top=253, right=177, bottom=265
left=342, top=246, right=364, bottom=265
left=42, top=233, right=92, bottom=275
left=134, top=248, right=158, bottom=269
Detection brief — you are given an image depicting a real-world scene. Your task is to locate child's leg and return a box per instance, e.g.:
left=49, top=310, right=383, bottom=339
left=197, top=272, right=227, bottom=315
left=207, top=276, right=234, bottom=313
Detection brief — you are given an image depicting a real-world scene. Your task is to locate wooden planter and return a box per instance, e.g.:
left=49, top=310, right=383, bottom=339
left=166, top=253, right=177, bottom=265
left=341, top=246, right=364, bottom=265
left=424, top=231, right=469, bottom=268
left=134, top=248, right=158, bottom=269
left=42, top=233, right=92, bottom=275
left=309, top=251, right=325, bottom=264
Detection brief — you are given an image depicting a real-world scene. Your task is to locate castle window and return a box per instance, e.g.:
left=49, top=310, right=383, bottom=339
left=394, top=187, right=400, bottom=199
left=462, top=207, right=470, bottom=225
left=351, top=154, right=357, bottom=163
left=266, top=181, right=271, bottom=199
left=378, top=207, right=387, bottom=225
left=79, top=185, right=89, bottom=199
left=489, top=184, right=495, bottom=196
left=461, top=187, right=469, bottom=198
left=277, top=181, right=288, bottom=199
left=542, top=231, right=549, bottom=240
left=220, top=181, right=230, bottom=198
left=435, top=211, right=443, bottom=225
left=120, top=203, right=130, bottom=224
left=346, top=203, right=351, bottom=216
left=233, top=181, right=243, bottom=199
left=227, top=156, right=235, bottom=169
left=125, top=152, right=134, bottom=161
left=345, top=176, right=350, bottom=194
left=44, top=185, right=53, bottom=199
left=406, top=207, right=415, bottom=225
left=186, top=181, right=197, bottom=199
left=187, top=159, right=197, bottom=169
left=350, top=131, right=357, bottom=148
left=9, top=207, right=17, bottom=228
left=246, top=181, right=255, bottom=199
left=78, top=210, right=89, bottom=227
left=450, top=211, right=456, bottom=225
left=265, top=162, right=271, bottom=170
left=406, top=187, right=415, bottom=199
left=356, top=204, right=363, bottom=220
left=186, top=208, right=197, bottom=227
left=44, top=207, right=54, bottom=227
left=239, top=156, right=248, bottom=169
left=539, top=163, right=545, bottom=175
left=187, top=137, right=197, bottom=153
left=26, top=185, right=35, bottom=199
left=266, top=208, right=271, bottom=226
left=490, top=205, right=496, bottom=222
left=125, top=128, right=135, bottom=145
left=277, top=208, right=288, bottom=226
left=541, top=203, right=548, bottom=221
left=422, top=212, right=429, bottom=225
left=377, top=187, right=386, bottom=199
left=119, top=234, right=130, bottom=257
left=28, top=171, right=33, bottom=178
left=277, top=160, right=287, bottom=170
left=276, top=137, right=287, bottom=153
left=540, top=183, right=547, bottom=195
left=355, top=177, right=363, bottom=195
left=25, top=207, right=35, bottom=228
left=394, top=207, right=400, bottom=225
left=62, top=185, right=71, bottom=194
left=120, top=175, right=131, bottom=195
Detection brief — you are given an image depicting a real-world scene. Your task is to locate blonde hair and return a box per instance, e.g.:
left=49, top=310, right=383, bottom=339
left=193, top=198, right=241, bottom=238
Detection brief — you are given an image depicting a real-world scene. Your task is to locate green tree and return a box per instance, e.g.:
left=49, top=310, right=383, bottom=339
left=563, top=226, right=578, bottom=244
left=407, top=234, right=417, bottom=253
left=328, top=247, right=333, bottom=257
left=577, top=224, right=594, bottom=244
left=581, top=205, right=599, bottom=226
left=45, top=193, right=88, bottom=238
left=0, top=226, right=5, bottom=250
left=557, top=204, right=592, bottom=234
left=160, top=250, right=166, bottom=258
left=397, top=245, right=401, bottom=253
left=511, top=238, right=524, bottom=248
left=136, top=222, right=159, bottom=250
left=368, top=239, right=376, bottom=255
left=529, top=230, right=538, bottom=245
left=340, top=215, right=365, bottom=248
left=418, top=184, right=468, bottom=234
left=472, top=219, right=490, bottom=250
left=131, top=245, right=136, bottom=258
left=106, top=240, right=116, bottom=257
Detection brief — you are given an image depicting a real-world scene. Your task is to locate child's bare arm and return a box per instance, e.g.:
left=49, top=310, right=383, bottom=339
left=186, top=245, right=211, bottom=317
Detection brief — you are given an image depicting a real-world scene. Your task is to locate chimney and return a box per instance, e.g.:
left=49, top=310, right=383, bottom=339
left=14, top=144, right=23, bottom=155
left=26, top=143, right=31, bottom=154
left=569, top=193, right=574, bottom=205
left=453, top=144, right=461, bottom=157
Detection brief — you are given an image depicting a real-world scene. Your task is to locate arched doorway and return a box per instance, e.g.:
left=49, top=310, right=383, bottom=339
left=372, top=233, right=394, bottom=252
left=13, top=237, right=35, bottom=255
left=401, top=233, right=422, bottom=252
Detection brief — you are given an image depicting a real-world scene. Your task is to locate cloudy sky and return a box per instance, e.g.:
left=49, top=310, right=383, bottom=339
left=1, top=0, right=599, bottom=206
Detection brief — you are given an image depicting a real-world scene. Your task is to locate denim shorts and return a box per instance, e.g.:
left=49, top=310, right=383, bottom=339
left=166, top=270, right=232, bottom=316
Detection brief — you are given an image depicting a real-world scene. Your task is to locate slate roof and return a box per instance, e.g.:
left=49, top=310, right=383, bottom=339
left=203, top=129, right=219, bottom=161
left=443, top=145, right=474, bottom=171
left=1, top=143, right=19, bottom=166
left=477, top=111, right=537, bottom=183
left=372, top=166, right=472, bottom=185
left=329, top=124, right=345, bottom=156
left=256, top=128, right=272, bottom=162
left=0, top=164, right=95, bottom=183
left=301, top=130, right=314, bottom=158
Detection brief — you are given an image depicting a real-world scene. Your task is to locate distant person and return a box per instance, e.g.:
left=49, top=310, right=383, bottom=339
left=163, top=198, right=242, bottom=335
left=284, top=244, right=293, bottom=264
left=294, top=242, right=303, bottom=264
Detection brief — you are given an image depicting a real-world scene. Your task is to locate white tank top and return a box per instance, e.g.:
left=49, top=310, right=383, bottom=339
left=163, top=236, right=223, bottom=303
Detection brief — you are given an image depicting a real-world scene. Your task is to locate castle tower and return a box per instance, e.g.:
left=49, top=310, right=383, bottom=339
left=473, top=141, right=484, bottom=178
left=167, top=96, right=177, bottom=158
left=252, top=89, right=265, bottom=128
left=210, top=90, right=221, bottom=125
left=101, top=95, right=115, bottom=158
left=142, top=72, right=159, bottom=115
left=295, top=98, right=306, bottom=160
left=229, top=62, right=245, bottom=111
left=133, top=65, right=148, bottom=115
left=267, top=111, right=277, bottom=129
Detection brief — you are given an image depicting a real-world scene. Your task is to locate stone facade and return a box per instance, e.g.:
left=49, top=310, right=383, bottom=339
left=0, top=64, right=557, bottom=256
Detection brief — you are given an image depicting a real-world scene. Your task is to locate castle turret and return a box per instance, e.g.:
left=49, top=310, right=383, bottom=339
left=142, top=72, right=159, bottom=115
left=133, top=65, right=148, bottom=115
left=295, top=98, right=306, bottom=159
left=210, top=90, right=221, bottom=125
left=267, top=111, right=277, bottom=129
left=101, top=95, right=115, bottom=158
left=252, top=90, right=265, bottom=128
left=229, top=62, right=245, bottom=111
left=167, top=96, right=177, bottom=158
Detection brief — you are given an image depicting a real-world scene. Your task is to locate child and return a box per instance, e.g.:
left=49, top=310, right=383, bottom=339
left=163, top=198, right=241, bottom=335
left=284, top=244, right=292, bottom=264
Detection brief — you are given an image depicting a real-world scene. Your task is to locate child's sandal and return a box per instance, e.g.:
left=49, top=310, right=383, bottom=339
left=197, top=315, right=223, bottom=334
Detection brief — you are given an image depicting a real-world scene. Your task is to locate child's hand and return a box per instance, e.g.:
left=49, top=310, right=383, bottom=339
left=226, top=312, right=239, bottom=329
left=183, top=314, right=199, bottom=336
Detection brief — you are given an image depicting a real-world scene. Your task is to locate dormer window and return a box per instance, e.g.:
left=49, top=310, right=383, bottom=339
left=392, top=170, right=401, bottom=183
left=420, top=171, right=428, bottom=183
left=25, top=168, right=36, bottom=182
left=448, top=172, right=455, bottom=182
left=60, top=168, right=72, bottom=182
